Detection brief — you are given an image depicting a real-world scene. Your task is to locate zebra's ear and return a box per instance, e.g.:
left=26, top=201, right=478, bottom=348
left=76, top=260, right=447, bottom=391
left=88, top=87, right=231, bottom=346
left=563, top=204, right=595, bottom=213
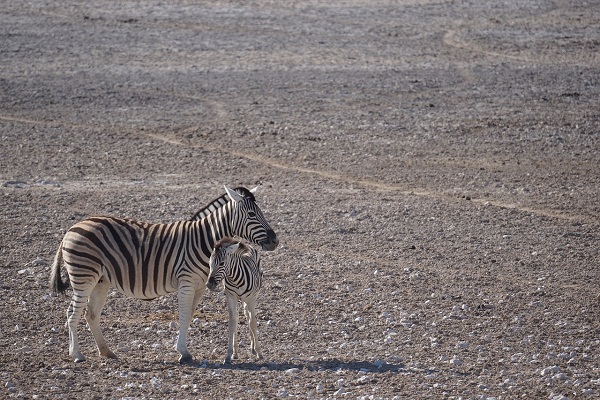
left=249, top=186, right=259, bottom=195
left=224, top=185, right=243, bottom=203
left=229, top=243, right=240, bottom=253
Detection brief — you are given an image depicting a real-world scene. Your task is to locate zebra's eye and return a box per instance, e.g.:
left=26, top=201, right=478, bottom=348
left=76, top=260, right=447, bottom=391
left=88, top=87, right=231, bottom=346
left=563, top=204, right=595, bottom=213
left=247, top=211, right=257, bottom=218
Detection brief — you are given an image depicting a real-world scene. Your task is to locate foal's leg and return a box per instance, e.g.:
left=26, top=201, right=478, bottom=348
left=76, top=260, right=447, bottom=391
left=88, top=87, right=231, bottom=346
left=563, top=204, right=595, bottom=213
left=225, top=293, right=239, bottom=364
left=244, top=298, right=263, bottom=360
left=85, top=277, right=117, bottom=359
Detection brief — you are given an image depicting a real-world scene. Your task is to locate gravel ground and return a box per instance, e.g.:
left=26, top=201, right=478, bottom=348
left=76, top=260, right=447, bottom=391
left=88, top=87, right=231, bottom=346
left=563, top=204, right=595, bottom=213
left=1, top=0, right=599, bottom=399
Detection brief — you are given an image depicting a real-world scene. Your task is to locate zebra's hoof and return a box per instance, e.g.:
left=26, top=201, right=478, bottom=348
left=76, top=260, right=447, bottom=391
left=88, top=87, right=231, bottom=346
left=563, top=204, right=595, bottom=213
left=224, top=358, right=232, bottom=364
left=178, top=354, right=194, bottom=364
left=101, top=350, right=118, bottom=359
left=73, top=356, right=86, bottom=363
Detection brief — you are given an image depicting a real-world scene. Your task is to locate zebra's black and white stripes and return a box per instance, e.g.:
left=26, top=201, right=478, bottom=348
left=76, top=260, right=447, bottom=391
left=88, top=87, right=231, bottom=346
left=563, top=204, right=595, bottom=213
left=50, top=186, right=278, bottom=363
left=207, top=237, right=264, bottom=363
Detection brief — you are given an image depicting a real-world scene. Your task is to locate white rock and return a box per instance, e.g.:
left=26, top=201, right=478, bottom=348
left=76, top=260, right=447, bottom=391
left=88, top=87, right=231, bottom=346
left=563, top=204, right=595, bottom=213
left=168, top=321, right=177, bottom=330
left=449, top=356, right=463, bottom=366
left=456, top=341, right=469, bottom=349
left=333, top=387, right=348, bottom=396
left=285, top=368, right=300, bottom=374
left=277, top=387, right=288, bottom=397
left=150, top=377, right=161, bottom=387
left=33, top=257, right=48, bottom=266
left=541, top=365, right=561, bottom=376
left=553, top=373, right=568, bottom=381
left=316, top=383, right=324, bottom=393
left=549, top=395, right=568, bottom=400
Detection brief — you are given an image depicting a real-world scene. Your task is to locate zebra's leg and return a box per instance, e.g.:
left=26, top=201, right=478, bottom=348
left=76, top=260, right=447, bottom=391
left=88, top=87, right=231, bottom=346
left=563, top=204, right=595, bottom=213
left=190, top=285, right=206, bottom=322
left=224, top=293, right=239, bottom=364
left=245, top=298, right=263, bottom=360
left=85, top=277, right=117, bottom=359
left=176, top=283, right=196, bottom=364
left=67, top=286, right=94, bottom=362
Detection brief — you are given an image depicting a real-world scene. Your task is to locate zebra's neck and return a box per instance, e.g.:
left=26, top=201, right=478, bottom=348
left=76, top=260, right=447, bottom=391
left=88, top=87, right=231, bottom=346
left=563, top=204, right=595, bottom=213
left=190, top=202, right=235, bottom=259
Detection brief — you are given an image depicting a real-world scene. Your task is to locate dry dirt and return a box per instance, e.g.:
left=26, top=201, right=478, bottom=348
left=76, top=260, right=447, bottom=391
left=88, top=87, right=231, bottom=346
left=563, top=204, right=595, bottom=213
left=1, top=0, right=599, bottom=399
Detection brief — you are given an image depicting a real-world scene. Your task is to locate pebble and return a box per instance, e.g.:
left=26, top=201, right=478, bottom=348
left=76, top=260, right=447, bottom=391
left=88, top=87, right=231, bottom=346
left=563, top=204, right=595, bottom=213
left=33, top=257, right=48, bottom=266
left=456, top=341, right=469, bottom=349
left=541, top=365, right=561, bottom=376
left=284, top=368, right=300, bottom=374
left=449, top=356, right=463, bottom=366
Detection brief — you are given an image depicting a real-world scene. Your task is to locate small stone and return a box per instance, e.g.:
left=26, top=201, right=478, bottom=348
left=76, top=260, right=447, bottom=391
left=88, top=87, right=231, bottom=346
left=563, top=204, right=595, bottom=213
left=285, top=368, right=300, bottom=374
left=541, top=365, right=561, bottom=376
left=33, top=257, right=48, bottom=266
left=456, top=341, right=469, bottom=349
left=449, top=356, right=463, bottom=366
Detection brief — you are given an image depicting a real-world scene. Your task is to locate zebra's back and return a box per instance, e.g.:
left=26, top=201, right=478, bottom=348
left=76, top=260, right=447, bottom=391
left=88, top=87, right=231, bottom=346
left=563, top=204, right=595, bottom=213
left=62, top=216, right=207, bottom=299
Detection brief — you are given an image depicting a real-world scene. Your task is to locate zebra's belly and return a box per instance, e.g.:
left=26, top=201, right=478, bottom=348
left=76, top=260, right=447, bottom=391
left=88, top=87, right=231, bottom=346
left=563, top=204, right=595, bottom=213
left=102, top=268, right=178, bottom=300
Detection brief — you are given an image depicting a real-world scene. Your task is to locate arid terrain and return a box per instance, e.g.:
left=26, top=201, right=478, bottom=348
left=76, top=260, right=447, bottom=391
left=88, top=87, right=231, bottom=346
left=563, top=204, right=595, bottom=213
left=1, top=0, right=599, bottom=398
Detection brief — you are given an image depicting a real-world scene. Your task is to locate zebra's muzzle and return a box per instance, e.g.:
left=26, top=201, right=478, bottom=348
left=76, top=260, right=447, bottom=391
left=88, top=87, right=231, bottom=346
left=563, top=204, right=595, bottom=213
left=260, top=230, right=279, bottom=251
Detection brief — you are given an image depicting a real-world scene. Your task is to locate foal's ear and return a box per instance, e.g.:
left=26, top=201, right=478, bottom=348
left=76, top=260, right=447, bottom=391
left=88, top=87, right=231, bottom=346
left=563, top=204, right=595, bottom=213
left=249, top=186, right=259, bottom=195
left=224, top=185, right=243, bottom=203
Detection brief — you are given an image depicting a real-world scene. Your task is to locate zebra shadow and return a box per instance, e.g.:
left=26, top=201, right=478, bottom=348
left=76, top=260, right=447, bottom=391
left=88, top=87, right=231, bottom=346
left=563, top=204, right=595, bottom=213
left=193, top=358, right=407, bottom=373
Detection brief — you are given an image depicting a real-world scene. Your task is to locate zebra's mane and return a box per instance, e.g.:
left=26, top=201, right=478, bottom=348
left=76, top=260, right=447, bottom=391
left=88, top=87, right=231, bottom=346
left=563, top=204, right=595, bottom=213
left=190, top=187, right=255, bottom=221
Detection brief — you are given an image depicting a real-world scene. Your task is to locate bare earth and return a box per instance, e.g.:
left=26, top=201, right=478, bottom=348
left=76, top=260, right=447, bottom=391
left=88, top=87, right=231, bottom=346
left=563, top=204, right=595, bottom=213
left=1, top=0, right=599, bottom=399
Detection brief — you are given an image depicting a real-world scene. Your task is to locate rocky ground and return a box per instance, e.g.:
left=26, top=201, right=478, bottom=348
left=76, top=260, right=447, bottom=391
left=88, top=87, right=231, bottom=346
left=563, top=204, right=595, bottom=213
left=1, top=0, right=599, bottom=399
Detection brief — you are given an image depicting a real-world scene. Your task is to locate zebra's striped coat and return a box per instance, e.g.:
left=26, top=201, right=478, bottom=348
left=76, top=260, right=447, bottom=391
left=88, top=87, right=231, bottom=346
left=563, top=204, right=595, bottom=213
left=50, top=186, right=277, bottom=363
left=207, top=237, right=264, bottom=363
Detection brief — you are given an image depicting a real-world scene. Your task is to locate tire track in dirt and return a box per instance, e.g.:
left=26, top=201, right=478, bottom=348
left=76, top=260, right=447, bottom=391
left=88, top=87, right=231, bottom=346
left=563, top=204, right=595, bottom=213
left=145, top=132, right=599, bottom=226
left=1, top=113, right=596, bottom=225
left=443, top=30, right=534, bottom=63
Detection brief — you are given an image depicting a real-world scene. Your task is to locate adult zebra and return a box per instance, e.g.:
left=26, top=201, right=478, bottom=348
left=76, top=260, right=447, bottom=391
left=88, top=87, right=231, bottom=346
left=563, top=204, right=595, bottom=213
left=50, top=186, right=278, bottom=363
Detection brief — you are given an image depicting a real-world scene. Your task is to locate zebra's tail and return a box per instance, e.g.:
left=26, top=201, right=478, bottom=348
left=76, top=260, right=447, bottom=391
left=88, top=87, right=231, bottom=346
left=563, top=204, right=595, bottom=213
left=50, top=241, right=70, bottom=294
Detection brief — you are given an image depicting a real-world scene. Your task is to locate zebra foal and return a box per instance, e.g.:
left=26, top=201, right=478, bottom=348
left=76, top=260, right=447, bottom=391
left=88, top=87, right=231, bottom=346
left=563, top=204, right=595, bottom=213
left=207, top=237, right=264, bottom=364
left=50, top=186, right=278, bottom=363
